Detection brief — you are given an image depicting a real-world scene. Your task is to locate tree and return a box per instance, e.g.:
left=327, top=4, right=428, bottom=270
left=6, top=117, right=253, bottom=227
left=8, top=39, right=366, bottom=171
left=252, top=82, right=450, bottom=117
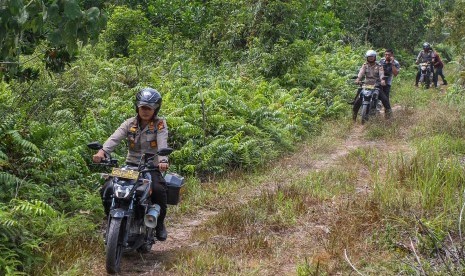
left=329, top=0, right=440, bottom=52
left=0, top=0, right=106, bottom=76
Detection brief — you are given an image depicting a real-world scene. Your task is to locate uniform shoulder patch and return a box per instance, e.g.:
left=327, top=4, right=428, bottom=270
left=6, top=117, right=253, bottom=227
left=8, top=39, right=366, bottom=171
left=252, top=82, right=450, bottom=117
left=157, top=120, right=165, bottom=130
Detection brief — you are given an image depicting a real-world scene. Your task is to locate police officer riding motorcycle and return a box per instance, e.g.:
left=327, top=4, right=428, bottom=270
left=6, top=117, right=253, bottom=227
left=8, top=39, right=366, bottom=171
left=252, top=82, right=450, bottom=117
left=352, top=50, right=388, bottom=123
left=415, top=42, right=435, bottom=88
left=93, top=88, right=169, bottom=242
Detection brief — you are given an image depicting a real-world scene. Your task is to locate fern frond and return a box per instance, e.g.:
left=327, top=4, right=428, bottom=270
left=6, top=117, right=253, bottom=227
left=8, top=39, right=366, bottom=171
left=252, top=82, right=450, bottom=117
left=0, top=207, right=21, bottom=242
left=0, top=172, right=22, bottom=186
left=7, top=131, right=40, bottom=154
left=19, top=156, right=43, bottom=165
left=0, top=150, right=7, bottom=162
left=0, top=116, right=14, bottom=136
left=0, top=244, right=24, bottom=276
left=11, top=199, right=58, bottom=218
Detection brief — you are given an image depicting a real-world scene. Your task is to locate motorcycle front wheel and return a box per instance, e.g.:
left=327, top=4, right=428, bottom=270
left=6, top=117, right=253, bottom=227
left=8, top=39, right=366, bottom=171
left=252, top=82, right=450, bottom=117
left=106, top=218, right=124, bottom=274
left=361, top=104, right=369, bottom=124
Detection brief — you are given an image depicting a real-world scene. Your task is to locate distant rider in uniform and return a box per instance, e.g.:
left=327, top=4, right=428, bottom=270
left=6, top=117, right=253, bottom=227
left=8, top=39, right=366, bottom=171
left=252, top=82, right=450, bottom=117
left=93, top=88, right=169, bottom=241
left=353, top=50, right=387, bottom=121
left=415, top=42, right=436, bottom=87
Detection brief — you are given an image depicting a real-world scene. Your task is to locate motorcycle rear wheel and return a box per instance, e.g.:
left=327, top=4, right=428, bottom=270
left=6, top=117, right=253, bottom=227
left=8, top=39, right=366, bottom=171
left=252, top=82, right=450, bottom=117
left=361, top=105, right=369, bottom=124
left=106, top=218, right=124, bottom=274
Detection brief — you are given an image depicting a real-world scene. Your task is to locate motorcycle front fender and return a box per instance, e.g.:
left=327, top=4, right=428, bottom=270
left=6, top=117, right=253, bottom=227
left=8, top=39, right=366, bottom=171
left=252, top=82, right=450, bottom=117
left=110, top=208, right=129, bottom=218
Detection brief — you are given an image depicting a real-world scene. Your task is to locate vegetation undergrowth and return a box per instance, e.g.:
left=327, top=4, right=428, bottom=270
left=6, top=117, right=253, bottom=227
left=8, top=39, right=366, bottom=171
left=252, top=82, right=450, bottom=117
left=1, top=0, right=465, bottom=275
left=164, top=67, right=465, bottom=275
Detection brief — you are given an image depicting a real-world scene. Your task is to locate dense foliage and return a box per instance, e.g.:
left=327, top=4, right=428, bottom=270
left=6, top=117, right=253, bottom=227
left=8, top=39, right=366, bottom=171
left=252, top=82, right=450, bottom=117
left=329, top=0, right=454, bottom=52
left=0, top=0, right=463, bottom=274
left=0, top=0, right=106, bottom=77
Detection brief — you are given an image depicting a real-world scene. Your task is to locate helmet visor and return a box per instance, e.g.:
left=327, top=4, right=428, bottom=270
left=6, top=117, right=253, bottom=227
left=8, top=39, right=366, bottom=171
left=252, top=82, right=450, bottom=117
left=137, top=101, right=159, bottom=110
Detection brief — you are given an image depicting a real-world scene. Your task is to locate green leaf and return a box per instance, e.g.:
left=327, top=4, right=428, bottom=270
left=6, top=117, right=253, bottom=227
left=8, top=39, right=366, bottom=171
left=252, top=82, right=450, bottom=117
left=47, top=29, right=62, bottom=46
left=63, top=0, right=82, bottom=20
left=46, top=2, right=60, bottom=22
left=8, top=0, right=23, bottom=15
left=85, top=7, right=100, bottom=20
left=16, top=9, right=28, bottom=24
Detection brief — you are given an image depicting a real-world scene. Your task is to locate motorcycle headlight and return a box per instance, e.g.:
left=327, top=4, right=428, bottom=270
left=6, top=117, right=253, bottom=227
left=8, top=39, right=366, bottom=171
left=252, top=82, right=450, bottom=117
left=362, top=89, right=373, bottom=97
left=114, top=183, right=134, bottom=198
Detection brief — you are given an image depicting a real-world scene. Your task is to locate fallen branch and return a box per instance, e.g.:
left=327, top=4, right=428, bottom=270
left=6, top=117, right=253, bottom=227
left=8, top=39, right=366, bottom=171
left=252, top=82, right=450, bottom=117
left=343, top=249, right=365, bottom=276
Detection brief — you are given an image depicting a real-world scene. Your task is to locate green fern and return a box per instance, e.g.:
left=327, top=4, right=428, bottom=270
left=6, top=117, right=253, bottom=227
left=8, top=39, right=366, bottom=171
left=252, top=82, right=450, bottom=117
left=0, top=172, right=22, bottom=186
left=19, top=156, right=43, bottom=165
left=0, top=244, right=25, bottom=276
left=6, top=131, right=40, bottom=154
left=11, top=200, right=58, bottom=218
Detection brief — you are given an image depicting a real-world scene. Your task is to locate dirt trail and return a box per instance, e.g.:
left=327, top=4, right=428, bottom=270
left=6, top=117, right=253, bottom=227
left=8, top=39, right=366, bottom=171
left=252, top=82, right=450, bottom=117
left=110, top=106, right=410, bottom=275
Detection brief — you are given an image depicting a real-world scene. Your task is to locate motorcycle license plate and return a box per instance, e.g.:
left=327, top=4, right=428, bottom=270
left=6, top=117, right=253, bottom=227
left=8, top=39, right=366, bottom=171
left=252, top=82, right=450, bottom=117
left=110, top=168, right=139, bottom=180
left=363, top=85, right=376, bottom=90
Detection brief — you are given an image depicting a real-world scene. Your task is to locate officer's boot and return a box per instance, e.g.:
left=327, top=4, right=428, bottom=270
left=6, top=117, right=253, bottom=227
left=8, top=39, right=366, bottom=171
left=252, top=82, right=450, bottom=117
left=385, top=109, right=392, bottom=119
left=443, top=79, right=448, bottom=85
left=155, top=208, right=167, bottom=241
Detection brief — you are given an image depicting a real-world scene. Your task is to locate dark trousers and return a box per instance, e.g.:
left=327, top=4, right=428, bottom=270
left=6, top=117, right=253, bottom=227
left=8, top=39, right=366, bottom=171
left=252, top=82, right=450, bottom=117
left=100, top=170, right=167, bottom=226
left=433, top=67, right=447, bottom=86
left=382, top=84, right=391, bottom=100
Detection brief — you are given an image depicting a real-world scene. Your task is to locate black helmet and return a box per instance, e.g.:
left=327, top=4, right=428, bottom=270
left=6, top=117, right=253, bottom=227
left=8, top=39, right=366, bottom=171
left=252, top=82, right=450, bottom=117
left=135, top=87, right=162, bottom=116
left=422, top=42, right=431, bottom=50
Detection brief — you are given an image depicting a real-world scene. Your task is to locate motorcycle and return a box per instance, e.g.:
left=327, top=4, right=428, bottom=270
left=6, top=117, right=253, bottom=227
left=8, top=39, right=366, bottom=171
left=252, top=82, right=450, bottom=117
left=418, top=61, right=433, bottom=88
left=356, top=82, right=380, bottom=124
left=87, top=142, right=182, bottom=274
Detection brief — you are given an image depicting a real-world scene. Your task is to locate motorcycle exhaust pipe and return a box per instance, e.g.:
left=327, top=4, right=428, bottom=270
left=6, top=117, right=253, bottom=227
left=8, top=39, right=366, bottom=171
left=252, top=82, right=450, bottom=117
left=144, top=204, right=161, bottom=228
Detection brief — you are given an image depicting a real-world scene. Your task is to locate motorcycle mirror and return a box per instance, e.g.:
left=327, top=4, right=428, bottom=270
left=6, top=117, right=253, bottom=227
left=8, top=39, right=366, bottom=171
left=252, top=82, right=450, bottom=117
left=87, top=142, right=103, bottom=150
left=157, top=148, right=174, bottom=157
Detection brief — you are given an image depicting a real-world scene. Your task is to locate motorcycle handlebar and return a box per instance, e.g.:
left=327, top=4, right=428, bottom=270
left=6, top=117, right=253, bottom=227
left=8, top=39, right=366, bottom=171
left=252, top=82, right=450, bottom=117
left=93, top=159, right=118, bottom=167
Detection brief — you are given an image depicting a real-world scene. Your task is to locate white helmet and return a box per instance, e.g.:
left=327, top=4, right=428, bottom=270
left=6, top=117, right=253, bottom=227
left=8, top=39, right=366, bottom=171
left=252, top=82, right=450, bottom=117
left=365, top=50, right=377, bottom=59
